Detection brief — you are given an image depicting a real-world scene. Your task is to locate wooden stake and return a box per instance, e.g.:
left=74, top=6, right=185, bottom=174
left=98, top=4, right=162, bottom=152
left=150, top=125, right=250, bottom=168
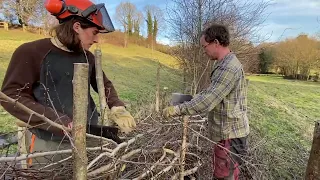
left=180, top=115, right=189, bottom=180
left=155, top=62, right=161, bottom=113
left=305, top=120, right=320, bottom=180
left=94, top=48, right=112, bottom=126
left=72, top=63, right=89, bottom=180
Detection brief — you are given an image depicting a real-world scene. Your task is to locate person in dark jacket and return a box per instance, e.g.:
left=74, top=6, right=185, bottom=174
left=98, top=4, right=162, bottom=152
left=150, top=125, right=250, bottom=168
left=0, top=0, right=136, bottom=167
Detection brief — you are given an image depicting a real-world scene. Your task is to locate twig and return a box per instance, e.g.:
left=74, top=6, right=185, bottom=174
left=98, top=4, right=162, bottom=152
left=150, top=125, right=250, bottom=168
left=133, top=147, right=167, bottom=180
left=87, top=134, right=143, bottom=171
left=110, top=134, right=143, bottom=156
left=171, top=166, right=200, bottom=180
left=161, top=119, right=206, bottom=126
left=0, top=147, right=111, bottom=163
left=86, top=133, right=118, bottom=146
left=151, top=156, right=179, bottom=180
left=39, top=156, right=72, bottom=170
left=87, top=151, right=112, bottom=170
left=0, top=91, right=71, bottom=133
left=88, top=149, right=142, bottom=177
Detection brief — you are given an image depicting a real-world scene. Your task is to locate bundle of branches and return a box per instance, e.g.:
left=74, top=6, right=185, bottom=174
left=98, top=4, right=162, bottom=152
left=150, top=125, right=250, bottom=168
left=0, top=115, right=212, bottom=179
left=1, top=114, right=309, bottom=179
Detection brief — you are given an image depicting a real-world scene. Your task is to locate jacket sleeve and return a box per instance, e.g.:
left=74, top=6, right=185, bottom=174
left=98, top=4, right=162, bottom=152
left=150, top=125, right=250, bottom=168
left=89, top=52, right=125, bottom=108
left=0, top=43, right=71, bottom=134
left=178, top=66, right=239, bottom=115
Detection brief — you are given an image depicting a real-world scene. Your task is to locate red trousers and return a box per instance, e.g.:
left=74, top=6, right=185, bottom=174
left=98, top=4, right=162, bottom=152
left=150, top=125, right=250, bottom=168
left=212, top=137, right=247, bottom=180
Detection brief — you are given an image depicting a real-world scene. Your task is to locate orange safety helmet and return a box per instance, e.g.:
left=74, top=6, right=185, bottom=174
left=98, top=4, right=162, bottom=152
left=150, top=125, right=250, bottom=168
left=45, top=0, right=115, bottom=33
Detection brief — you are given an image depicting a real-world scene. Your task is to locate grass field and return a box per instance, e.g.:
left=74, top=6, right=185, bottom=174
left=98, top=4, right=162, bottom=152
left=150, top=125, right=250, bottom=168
left=246, top=75, right=320, bottom=178
left=0, top=30, right=320, bottom=178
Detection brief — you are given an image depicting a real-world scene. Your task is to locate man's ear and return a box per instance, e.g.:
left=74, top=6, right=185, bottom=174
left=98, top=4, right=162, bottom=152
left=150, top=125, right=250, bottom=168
left=73, top=22, right=81, bottom=34
left=213, top=39, right=220, bottom=45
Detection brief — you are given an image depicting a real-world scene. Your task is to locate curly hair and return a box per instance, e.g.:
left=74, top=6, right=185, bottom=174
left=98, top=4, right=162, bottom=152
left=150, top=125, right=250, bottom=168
left=202, top=24, right=230, bottom=47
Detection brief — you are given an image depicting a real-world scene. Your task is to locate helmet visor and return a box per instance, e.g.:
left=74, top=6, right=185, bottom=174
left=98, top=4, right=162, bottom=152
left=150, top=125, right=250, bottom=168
left=95, top=4, right=115, bottom=33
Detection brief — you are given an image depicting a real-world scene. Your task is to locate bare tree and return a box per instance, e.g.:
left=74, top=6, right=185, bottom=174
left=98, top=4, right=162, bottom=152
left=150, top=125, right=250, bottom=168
left=273, top=34, right=320, bottom=80
left=115, top=2, right=142, bottom=47
left=2, top=0, right=41, bottom=26
left=133, top=11, right=144, bottom=37
left=167, top=0, right=270, bottom=93
left=1, top=0, right=43, bottom=25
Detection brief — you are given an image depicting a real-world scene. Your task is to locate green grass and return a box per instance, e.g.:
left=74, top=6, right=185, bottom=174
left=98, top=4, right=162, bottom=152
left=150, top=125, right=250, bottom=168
left=248, top=75, right=320, bottom=140
left=246, top=74, right=320, bottom=178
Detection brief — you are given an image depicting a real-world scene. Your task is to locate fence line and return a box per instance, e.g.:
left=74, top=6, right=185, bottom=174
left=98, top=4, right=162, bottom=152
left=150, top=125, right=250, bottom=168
left=0, top=22, right=9, bottom=31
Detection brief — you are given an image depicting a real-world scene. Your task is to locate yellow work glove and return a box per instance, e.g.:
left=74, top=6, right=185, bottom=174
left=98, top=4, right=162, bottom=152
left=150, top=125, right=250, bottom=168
left=162, top=106, right=181, bottom=119
left=109, top=106, right=136, bottom=134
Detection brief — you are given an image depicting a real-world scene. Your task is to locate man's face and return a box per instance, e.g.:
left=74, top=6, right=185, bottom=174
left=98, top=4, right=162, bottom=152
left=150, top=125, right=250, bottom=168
left=200, top=35, right=218, bottom=60
left=74, top=22, right=100, bottom=50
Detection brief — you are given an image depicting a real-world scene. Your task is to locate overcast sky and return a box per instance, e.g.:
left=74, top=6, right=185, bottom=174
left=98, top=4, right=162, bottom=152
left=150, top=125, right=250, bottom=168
left=100, top=0, right=320, bottom=45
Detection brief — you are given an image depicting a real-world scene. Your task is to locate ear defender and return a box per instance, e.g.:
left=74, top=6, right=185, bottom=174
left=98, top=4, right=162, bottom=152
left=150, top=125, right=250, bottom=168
left=45, top=0, right=64, bottom=15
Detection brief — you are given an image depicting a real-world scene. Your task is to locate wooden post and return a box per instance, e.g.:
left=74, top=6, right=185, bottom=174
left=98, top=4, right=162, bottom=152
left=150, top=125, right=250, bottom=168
left=180, top=115, right=189, bottom=180
left=94, top=48, right=113, bottom=126
left=72, top=63, right=89, bottom=180
left=305, top=121, right=320, bottom=180
left=22, top=25, right=26, bottom=32
left=155, top=62, right=161, bottom=113
left=4, top=22, right=9, bottom=31
left=17, top=126, right=27, bottom=169
left=161, top=87, right=168, bottom=112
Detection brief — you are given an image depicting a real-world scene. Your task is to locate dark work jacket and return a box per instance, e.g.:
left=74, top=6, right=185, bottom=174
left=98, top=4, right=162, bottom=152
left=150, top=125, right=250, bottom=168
left=1, top=38, right=125, bottom=141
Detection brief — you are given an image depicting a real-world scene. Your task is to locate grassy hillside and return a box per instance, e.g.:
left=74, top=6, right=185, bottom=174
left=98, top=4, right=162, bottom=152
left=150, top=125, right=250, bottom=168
left=0, top=29, right=183, bottom=133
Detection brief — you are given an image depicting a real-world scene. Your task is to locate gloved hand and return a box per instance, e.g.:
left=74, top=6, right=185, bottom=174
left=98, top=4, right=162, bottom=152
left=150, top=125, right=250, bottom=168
left=109, top=106, right=136, bottom=134
left=162, top=106, right=181, bottom=118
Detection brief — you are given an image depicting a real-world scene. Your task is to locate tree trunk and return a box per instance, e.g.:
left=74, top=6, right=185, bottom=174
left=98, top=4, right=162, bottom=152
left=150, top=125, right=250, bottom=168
left=72, top=63, right=89, bottom=180
left=305, top=121, right=320, bottom=180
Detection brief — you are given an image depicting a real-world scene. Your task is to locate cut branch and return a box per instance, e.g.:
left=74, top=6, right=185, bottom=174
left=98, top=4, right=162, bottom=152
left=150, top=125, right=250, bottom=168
left=88, top=149, right=142, bottom=177
left=0, top=147, right=111, bottom=163
left=94, top=48, right=112, bottom=126
left=72, top=63, right=89, bottom=180
left=180, top=115, right=189, bottom=180
left=0, top=91, right=117, bottom=144
left=0, top=91, right=71, bottom=133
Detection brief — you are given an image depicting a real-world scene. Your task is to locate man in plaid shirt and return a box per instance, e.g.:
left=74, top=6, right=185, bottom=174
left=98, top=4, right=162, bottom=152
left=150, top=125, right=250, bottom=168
left=163, top=24, right=249, bottom=180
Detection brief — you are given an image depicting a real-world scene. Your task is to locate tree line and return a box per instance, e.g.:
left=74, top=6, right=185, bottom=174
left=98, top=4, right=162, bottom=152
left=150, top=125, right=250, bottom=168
left=258, top=34, right=320, bottom=81
left=0, top=0, right=164, bottom=48
left=115, top=2, right=163, bottom=47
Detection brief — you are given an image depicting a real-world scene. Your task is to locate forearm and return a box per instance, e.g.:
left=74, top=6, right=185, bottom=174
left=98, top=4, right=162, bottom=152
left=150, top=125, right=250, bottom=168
left=178, top=92, right=222, bottom=115
left=179, top=67, right=238, bottom=115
